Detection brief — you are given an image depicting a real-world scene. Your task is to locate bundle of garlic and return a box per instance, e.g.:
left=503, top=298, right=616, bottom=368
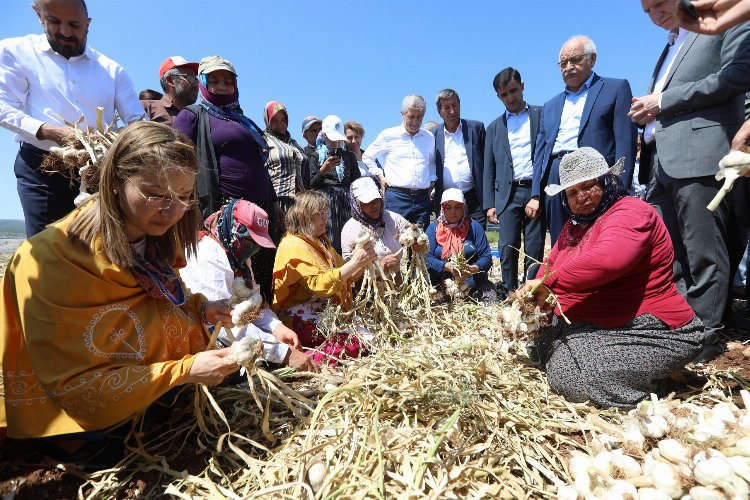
left=559, top=391, right=750, bottom=499
left=497, top=298, right=547, bottom=338
left=349, top=231, right=399, bottom=335
left=397, top=224, right=432, bottom=316
left=442, top=278, right=469, bottom=301
left=39, top=107, right=124, bottom=207
left=707, top=148, right=750, bottom=211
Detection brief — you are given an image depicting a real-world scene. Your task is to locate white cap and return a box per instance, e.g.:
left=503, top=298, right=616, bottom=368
left=351, top=177, right=382, bottom=203
left=440, top=188, right=465, bottom=205
left=321, top=115, right=347, bottom=142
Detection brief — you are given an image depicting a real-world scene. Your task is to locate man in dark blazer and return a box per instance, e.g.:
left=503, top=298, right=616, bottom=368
left=531, top=35, right=637, bottom=244
left=483, top=68, right=543, bottom=296
left=433, top=89, right=486, bottom=225
left=631, top=0, right=750, bottom=362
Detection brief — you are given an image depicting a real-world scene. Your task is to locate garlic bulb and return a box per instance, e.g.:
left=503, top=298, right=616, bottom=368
left=637, top=487, right=671, bottom=500
left=307, top=458, right=327, bottom=493
left=231, top=293, right=264, bottom=327
left=693, top=456, right=734, bottom=489
left=227, top=337, right=263, bottom=367
left=658, top=439, right=690, bottom=465
left=416, top=233, right=428, bottom=245
left=640, top=414, right=669, bottom=439
left=649, top=459, right=684, bottom=498
left=607, top=479, right=638, bottom=499
left=687, top=485, right=724, bottom=500
left=232, top=277, right=254, bottom=299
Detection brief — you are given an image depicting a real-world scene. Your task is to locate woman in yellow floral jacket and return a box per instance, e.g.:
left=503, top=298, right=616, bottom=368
left=273, top=191, right=376, bottom=364
left=0, top=122, right=238, bottom=466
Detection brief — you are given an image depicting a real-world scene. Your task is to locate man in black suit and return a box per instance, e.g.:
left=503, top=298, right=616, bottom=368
left=433, top=89, right=486, bottom=226
left=483, top=68, right=543, bottom=296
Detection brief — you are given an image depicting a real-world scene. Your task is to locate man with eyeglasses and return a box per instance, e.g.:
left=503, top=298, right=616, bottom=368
left=531, top=35, right=637, bottom=244
left=0, top=0, right=144, bottom=237
left=142, top=56, right=199, bottom=126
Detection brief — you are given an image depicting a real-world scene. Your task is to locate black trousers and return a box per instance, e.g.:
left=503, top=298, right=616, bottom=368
left=540, top=157, right=567, bottom=245
left=497, top=183, right=544, bottom=292
left=15, top=143, right=79, bottom=237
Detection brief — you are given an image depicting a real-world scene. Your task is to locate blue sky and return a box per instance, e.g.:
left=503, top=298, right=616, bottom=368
left=0, top=0, right=665, bottom=220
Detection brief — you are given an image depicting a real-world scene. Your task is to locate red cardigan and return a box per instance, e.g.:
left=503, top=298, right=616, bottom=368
left=536, top=197, right=694, bottom=329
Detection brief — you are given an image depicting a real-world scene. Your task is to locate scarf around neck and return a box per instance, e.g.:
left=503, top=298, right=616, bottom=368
left=435, top=209, right=470, bottom=260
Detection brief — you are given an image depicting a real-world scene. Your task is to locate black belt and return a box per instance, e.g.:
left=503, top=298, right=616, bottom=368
left=388, top=186, right=428, bottom=196
left=512, top=179, right=533, bottom=187
left=20, top=142, right=47, bottom=154
left=552, top=150, right=574, bottom=160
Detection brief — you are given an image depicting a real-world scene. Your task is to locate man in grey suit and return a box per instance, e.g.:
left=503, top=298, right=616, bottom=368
left=632, top=0, right=750, bottom=361
left=484, top=68, right=543, bottom=296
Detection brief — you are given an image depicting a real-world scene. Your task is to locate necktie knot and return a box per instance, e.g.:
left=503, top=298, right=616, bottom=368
left=668, top=29, right=679, bottom=46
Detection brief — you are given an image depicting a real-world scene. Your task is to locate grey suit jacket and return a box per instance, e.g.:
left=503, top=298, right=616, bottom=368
left=483, top=105, right=541, bottom=213
left=644, top=24, right=750, bottom=180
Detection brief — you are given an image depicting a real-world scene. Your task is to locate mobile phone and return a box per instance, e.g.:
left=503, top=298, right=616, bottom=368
left=329, top=147, right=343, bottom=158
left=680, top=0, right=699, bottom=20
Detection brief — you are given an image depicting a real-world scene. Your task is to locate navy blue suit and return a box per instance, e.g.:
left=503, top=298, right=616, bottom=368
left=434, top=118, right=486, bottom=225
left=532, top=73, right=637, bottom=243
left=483, top=105, right=544, bottom=292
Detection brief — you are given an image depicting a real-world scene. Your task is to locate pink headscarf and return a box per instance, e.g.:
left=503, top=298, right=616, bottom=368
left=264, top=101, right=287, bottom=126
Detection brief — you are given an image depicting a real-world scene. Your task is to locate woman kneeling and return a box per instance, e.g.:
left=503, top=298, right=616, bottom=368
left=272, top=191, right=376, bottom=364
left=519, top=148, right=703, bottom=409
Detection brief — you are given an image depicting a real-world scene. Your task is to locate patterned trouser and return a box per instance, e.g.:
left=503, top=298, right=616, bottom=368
left=536, top=314, right=704, bottom=408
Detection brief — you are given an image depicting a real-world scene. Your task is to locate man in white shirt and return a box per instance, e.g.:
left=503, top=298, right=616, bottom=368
left=483, top=68, right=544, bottom=297
left=531, top=35, right=636, bottom=244
left=433, top=89, right=486, bottom=227
left=0, top=0, right=143, bottom=236
left=362, top=94, right=437, bottom=228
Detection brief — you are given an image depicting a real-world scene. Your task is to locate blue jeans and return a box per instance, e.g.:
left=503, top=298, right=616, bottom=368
left=384, top=188, right=432, bottom=229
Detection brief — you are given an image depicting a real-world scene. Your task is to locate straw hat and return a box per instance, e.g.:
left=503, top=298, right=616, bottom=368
left=544, top=147, right=624, bottom=196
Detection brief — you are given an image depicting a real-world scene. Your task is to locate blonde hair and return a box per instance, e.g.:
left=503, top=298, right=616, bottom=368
left=285, top=191, right=329, bottom=239
left=68, top=121, right=201, bottom=268
left=344, top=120, right=365, bottom=138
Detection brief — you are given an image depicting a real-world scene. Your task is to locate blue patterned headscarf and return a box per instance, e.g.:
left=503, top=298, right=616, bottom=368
left=316, top=132, right=345, bottom=182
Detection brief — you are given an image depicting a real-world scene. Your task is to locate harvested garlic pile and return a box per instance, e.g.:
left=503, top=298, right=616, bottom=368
left=559, top=391, right=750, bottom=499
left=227, top=336, right=263, bottom=369
left=229, top=277, right=264, bottom=327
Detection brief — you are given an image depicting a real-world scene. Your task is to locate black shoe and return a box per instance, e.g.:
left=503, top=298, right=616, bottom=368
left=691, top=341, right=726, bottom=364
left=723, top=308, right=750, bottom=331
left=495, top=284, right=509, bottom=301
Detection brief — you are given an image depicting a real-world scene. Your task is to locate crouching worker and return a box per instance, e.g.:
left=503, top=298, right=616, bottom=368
left=0, top=122, right=240, bottom=468
left=518, top=148, right=703, bottom=409
left=180, top=199, right=318, bottom=372
left=272, top=191, right=377, bottom=364
left=425, top=188, right=496, bottom=302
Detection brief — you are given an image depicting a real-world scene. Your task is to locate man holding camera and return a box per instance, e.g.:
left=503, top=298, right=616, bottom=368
left=362, top=94, right=437, bottom=228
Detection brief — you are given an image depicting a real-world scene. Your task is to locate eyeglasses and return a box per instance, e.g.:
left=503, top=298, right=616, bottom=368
left=125, top=177, right=196, bottom=211
left=174, top=73, right=199, bottom=85
left=557, top=54, right=590, bottom=68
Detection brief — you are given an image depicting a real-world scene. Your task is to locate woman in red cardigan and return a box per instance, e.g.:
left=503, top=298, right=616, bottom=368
left=519, top=148, right=703, bottom=408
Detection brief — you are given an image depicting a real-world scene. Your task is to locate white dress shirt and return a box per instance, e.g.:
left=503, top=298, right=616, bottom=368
left=0, top=34, right=144, bottom=151
left=363, top=124, right=437, bottom=189
left=180, top=237, right=289, bottom=364
left=505, top=107, right=534, bottom=180
left=442, top=124, right=474, bottom=191
left=552, top=72, right=596, bottom=154
left=644, top=28, right=689, bottom=144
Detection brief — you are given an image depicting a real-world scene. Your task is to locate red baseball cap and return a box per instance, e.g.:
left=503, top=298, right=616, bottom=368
left=232, top=201, right=276, bottom=249
left=158, top=56, right=199, bottom=79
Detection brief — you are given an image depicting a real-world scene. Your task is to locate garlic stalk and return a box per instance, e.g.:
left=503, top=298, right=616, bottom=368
left=707, top=150, right=750, bottom=211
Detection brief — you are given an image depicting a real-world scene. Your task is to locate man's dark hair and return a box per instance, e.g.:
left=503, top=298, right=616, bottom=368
left=493, top=67, right=522, bottom=91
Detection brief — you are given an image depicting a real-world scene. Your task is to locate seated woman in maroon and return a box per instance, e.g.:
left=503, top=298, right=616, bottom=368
left=519, top=148, right=703, bottom=409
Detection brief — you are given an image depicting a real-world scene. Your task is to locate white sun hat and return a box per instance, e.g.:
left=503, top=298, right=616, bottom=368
left=544, top=147, right=625, bottom=196
left=321, top=115, right=347, bottom=142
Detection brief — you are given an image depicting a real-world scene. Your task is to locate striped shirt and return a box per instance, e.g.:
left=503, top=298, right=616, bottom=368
left=264, top=129, right=306, bottom=198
